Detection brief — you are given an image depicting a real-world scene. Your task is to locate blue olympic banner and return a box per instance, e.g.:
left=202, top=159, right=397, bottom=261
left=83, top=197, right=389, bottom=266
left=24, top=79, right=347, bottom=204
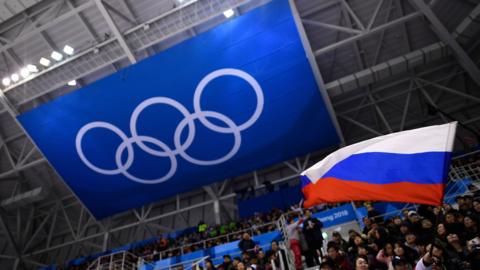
left=18, top=0, right=340, bottom=218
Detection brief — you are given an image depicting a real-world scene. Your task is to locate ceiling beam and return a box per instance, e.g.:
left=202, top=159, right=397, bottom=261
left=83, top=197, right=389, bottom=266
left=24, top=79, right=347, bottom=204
left=409, top=0, right=480, bottom=87
left=94, top=0, right=137, bottom=64
left=314, top=11, right=422, bottom=56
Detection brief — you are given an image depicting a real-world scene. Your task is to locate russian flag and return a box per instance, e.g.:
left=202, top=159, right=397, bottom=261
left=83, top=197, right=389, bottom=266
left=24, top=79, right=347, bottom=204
left=301, top=122, right=457, bottom=207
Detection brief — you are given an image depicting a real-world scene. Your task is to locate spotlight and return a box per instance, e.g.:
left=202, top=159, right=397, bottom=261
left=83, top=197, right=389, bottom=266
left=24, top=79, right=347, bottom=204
left=63, top=45, right=74, bottom=56
left=51, top=51, right=63, bottom=61
left=67, top=80, right=77, bottom=86
left=20, top=68, right=30, bottom=78
left=39, top=57, right=51, bottom=67
left=2, top=77, right=11, bottom=86
left=11, top=73, right=19, bottom=82
left=223, top=9, right=234, bottom=18
left=26, top=64, right=38, bottom=73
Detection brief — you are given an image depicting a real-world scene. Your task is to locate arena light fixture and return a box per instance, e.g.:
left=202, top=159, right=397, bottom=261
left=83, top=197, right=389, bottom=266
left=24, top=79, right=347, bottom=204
left=63, top=45, right=74, bottom=56
left=26, top=64, right=38, bottom=73
left=51, top=51, right=63, bottom=61
left=39, top=57, right=51, bottom=67
left=11, top=73, right=19, bottom=82
left=2, top=77, right=11, bottom=86
left=20, top=68, right=30, bottom=78
left=67, top=80, right=77, bottom=86
left=223, top=9, right=235, bottom=18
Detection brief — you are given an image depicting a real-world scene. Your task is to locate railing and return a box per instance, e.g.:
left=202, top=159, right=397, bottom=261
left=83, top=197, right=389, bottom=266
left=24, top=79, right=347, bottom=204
left=139, top=221, right=276, bottom=263
left=86, top=250, right=139, bottom=270
left=139, top=255, right=210, bottom=270
left=276, top=215, right=296, bottom=270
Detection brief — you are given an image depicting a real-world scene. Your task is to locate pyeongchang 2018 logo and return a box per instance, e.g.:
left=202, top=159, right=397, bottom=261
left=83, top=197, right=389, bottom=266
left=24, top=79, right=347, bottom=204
left=75, top=69, right=264, bottom=184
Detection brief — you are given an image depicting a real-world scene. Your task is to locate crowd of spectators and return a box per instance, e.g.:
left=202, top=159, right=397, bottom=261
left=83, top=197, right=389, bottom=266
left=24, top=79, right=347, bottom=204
left=62, top=186, right=480, bottom=270
left=135, top=209, right=283, bottom=263
left=317, top=194, right=480, bottom=270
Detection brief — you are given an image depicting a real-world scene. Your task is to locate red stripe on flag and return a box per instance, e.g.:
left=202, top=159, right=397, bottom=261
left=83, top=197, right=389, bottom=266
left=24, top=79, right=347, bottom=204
left=302, top=177, right=444, bottom=208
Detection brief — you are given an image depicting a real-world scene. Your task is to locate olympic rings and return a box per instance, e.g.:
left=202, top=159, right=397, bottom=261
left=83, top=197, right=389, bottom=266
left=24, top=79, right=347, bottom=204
left=75, top=68, right=264, bottom=184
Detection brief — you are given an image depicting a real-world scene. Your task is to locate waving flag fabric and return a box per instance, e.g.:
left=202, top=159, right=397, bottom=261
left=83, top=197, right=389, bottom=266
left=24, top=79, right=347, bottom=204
left=301, top=122, right=457, bottom=207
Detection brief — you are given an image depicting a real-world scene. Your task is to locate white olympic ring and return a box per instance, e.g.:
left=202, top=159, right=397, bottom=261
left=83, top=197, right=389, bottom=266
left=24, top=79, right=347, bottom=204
left=75, top=68, right=264, bottom=184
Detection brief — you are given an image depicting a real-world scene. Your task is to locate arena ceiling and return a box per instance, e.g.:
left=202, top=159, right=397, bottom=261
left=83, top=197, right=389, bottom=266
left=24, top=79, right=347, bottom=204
left=0, top=0, right=479, bottom=268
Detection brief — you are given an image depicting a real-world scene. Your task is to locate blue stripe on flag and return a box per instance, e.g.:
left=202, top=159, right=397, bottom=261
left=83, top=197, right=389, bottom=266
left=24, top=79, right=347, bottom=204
left=321, top=152, right=451, bottom=185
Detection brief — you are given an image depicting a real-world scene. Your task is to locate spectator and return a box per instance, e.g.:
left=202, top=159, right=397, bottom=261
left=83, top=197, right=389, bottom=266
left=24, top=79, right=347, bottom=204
left=376, top=242, right=394, bottom=267
left=320, top=261, right=335, bottom=270
left=205, top=259, right=216, bottom=270
left=391, top=256, right=410, bottom=270
left=236, top=262, right=245, bottom=270
left=238, top=233, right=257, bottom=255
left=325, top=244, right=351, bottom=270
left=286, top=215, right=303, bottom=270
left=354, top=255, right=369, bottom=270
left=367, top=204, right=383, bottom=224
left=444, top=233, right=468, bottom=269
left=417, top=218, right=434, bottom=244
left=198, top=221, right=208, bottom=235
left=462, top=215, right=478, bottom=241
left=393, top=241, right=415, bottom=267
left=415, top=243, right=445, bottom=270
left=404, top=233, right=419, bottom=254
left=232, top=257, right=241, bottom=269
left=332, top=231, right=349, bottom=252
left=241, top=252, right=250, bottom=265
left=362, top=217, right=374, bottom=235
left=406, top=211, right=421, bottom=235
left=266, top=240, right=288, bottom=270
left=256, top=249, right=267, bottom=269
left=444, top=211, right=463, bottom=236
left=302, top=209, right=324, bottom=267
left=218, top=255, right=233, bottom=270
left=397, top=223, right=410, bottom=242
left=466, top=237, right=480, bottom=269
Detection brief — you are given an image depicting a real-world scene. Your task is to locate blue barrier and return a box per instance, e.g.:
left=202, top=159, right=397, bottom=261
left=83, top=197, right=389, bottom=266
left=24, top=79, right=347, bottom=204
left=151, top=257, right=177, bottom=270
left=178, top=250, right=206, bottom=264
left=209, top=240, right=241, bottom=258
left=252, top=231, right=281, bottom=244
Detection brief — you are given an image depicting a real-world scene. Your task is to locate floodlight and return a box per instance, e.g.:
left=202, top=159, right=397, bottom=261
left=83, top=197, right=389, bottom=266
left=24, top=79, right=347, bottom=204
left=67, top=80, right=77, bottom=86
left=39, top=57, right=51, bottom=67
left=20, top=68, right=30, bottom=78
left=11, top=73, right=19, bottom=82
left=51, top=51, right=63, bottom=61
left=26, top=64, right=38, bottom=73
left=223, top=9, right=234, bottom=18
left=63, top=45, right=74, bottom=55
left=2, top=77, right=11, bottom=86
